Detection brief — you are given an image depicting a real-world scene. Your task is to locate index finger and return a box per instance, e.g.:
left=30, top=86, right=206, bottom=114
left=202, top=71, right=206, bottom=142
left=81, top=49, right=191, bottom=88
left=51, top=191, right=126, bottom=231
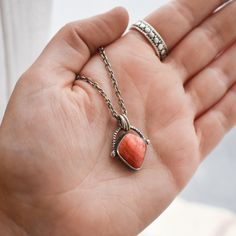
left=23, top=8, right=129, bottom=87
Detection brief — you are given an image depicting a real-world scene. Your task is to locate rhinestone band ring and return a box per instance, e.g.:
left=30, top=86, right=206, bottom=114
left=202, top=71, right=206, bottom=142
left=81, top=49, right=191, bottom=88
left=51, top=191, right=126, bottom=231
left=130, top=20, right=168, bottom=61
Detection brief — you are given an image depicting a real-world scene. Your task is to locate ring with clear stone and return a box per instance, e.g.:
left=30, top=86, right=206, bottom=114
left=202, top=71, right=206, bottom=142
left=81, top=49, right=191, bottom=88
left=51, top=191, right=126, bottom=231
left=130, top=20, right=168, bottom=61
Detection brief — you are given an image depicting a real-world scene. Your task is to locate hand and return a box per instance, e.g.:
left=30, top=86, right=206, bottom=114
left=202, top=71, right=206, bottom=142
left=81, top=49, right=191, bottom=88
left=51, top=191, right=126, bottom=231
left=1, top=1, right=236, bottom=236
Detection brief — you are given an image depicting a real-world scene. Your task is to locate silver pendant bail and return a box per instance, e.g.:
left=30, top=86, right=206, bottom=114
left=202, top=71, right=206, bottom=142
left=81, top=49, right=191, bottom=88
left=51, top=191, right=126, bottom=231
left=118, top=114, right=130, bottom=131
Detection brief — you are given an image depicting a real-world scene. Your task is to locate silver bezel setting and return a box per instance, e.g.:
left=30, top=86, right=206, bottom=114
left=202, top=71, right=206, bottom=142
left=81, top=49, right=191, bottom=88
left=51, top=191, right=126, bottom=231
left=111, top=126, right=149, bottom=171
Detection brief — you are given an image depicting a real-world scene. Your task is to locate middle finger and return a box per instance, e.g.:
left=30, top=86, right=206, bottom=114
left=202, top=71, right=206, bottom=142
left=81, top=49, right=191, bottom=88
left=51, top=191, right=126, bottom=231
left=170, top=0, right=236, bottom=83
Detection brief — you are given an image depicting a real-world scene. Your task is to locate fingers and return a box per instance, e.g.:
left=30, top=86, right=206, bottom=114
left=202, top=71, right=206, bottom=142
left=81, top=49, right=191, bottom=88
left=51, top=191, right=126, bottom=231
left=171, top=0, right=236, bottom=82
left=186, top=43, right=236, bottom=118
left=195, top=83, right=236, bottom=158
left=26, top=7, right=129, bottom=85
left=143, top=0, right=226, bottom=51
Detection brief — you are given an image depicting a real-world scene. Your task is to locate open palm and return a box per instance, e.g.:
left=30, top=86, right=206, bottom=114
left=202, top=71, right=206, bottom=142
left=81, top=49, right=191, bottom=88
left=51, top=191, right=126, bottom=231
left=0, top=1, right=236, bottom=235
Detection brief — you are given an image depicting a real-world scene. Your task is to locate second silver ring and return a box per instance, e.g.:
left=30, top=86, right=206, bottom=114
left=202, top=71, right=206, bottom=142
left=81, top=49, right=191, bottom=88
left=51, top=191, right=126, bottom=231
left=130, top=20, right=168, bottom=61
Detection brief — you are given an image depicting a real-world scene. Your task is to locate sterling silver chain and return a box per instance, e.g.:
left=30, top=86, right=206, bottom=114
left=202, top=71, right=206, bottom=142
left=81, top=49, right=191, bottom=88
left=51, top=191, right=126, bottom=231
left=76, top=47, right=127, bottom=121
left=76, top=46, right=150, bottom=170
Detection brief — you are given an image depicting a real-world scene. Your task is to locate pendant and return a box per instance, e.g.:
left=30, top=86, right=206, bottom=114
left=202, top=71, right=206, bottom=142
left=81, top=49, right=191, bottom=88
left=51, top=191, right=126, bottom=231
left=111, top=115, right=150, bottom=170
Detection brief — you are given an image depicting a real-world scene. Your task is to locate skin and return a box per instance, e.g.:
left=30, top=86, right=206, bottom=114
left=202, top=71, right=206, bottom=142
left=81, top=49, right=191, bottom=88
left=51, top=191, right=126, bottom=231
left=0, top=0, right=236, bottom=235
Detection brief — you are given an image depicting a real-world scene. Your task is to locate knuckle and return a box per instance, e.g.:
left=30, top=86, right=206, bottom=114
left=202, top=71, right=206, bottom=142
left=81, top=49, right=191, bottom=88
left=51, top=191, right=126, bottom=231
left=62, top=22, right=78, bottom=33
left=59, top=21, right=88, bottom=53
left=60, top=21, right=85, bottom=39
left=203, top=23, right=223, bottom=48
left=172, top=1, right=195, bottom=28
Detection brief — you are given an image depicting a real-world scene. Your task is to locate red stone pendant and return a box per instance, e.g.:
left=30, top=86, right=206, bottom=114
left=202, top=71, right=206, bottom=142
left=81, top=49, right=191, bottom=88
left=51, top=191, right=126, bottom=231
left=117, top=133, right=147, bottom=170
left=111, top=126, right=150, bottom=171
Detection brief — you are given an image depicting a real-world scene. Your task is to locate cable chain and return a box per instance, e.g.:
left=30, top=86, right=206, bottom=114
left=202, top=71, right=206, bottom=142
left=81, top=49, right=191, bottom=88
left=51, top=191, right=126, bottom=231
left=76, top=47, right=128, bottom=120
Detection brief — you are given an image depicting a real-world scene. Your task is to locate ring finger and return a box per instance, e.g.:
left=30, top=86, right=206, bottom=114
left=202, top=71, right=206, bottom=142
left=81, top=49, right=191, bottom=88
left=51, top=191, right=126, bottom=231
left=132, top=0, right=228, bottom=52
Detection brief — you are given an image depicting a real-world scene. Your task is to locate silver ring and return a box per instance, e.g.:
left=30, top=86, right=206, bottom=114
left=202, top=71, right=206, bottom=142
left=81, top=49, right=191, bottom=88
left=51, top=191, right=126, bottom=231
left=130, top=20, right=168, bottom=61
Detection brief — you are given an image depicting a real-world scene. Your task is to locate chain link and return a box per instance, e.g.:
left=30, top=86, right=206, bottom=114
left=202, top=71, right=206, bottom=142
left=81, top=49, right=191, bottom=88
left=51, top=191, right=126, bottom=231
left=76, top=47, right=127, bottom=120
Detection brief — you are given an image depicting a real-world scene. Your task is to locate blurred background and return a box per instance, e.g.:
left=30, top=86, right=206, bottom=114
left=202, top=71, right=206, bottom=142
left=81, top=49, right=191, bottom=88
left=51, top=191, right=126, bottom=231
left=1, top=0, right=236, bottom=235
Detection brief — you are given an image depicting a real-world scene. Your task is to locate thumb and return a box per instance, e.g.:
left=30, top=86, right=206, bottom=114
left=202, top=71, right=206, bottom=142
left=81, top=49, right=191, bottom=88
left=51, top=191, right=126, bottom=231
left=27, top=7, right=129, bottom=85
